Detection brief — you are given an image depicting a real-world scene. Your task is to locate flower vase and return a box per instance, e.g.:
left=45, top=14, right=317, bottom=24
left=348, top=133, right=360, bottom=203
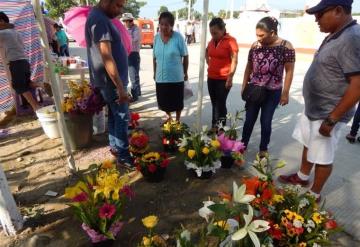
left=64, top=113, right=93, bottom=150
left=220, top=155, right=234, bottom=169
left=82, top=221, right=123, bottom=245
left=140, top=167, right=166, bottom=183
left=185, top=161, right=221, bottom=179
left=192, top=169, right=213, bottom=179
left=162, top=137, right=177, bottom=153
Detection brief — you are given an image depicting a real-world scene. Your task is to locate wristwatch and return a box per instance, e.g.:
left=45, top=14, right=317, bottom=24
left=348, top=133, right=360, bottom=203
left=323, top=117, right=338, bottom=127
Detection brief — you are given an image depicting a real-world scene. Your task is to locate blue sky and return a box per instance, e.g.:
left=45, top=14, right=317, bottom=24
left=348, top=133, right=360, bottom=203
left=140, top=0, right=360, bottom=18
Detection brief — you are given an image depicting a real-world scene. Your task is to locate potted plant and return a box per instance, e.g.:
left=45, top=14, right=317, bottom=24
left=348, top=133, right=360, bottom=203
left=64, top=160, right=134, bottom=245
left=135, top=152, right=170, bottom=183
left=161, top=120, right=189, bottom=152
left=129, top=130, right=149, bottom=157
left=178, top=127, right=222, bottom=179
left=62, top=80, right=105, bottom=150
left=217, top=111, right=245, bottom=168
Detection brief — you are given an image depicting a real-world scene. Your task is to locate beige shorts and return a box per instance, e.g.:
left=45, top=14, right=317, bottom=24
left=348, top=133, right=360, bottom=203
left=292, top=113, right=345, bottom=165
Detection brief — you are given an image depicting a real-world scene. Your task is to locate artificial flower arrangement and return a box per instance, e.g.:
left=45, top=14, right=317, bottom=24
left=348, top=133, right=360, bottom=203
left=177, top=155, right=341, bottom=247
left=129, top=112, right=140, bottom=129
left=62, top=80, right=104, bottom=115
left=217, top=111, right=246, bottom=168
left=161, top=120, right=189, bottom=152
left=129, top=130, right=150, bottom=157
left=135, top=152, right=170, bottom=182
left=178, top=126, right=222, bottom=178
left=64, top=160, right=134, bottom=243
left=139, top=215, right=166, bottom=247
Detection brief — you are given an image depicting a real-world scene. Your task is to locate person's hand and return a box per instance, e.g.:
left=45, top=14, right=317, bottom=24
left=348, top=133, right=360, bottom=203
left=116, top=89, right=130, bottom=104
left=225, top=77, right=233, bottom=89
left=279, top=91, right=289, bottom=106
left=319, top=121, right=334, bottom=137
left=184, top=73, right=188, bottom=81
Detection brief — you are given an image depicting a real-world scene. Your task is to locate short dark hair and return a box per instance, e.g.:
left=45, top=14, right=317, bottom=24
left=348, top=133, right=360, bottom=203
left=209, top=17, right=226, bottom=30
left=159, top=11, right=175, bottom=27
left=256, top=16, right=279, bottom=35
left=0, top=12, right=10, bottom=23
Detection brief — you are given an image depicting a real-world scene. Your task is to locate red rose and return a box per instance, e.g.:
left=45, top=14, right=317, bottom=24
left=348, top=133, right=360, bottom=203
left=269, top=226, right=282, bottom=240
left=325, top=219, right=338, bottom=230
left=148, top=164, right=157, bottom=173
left=160, top=159, right=170, bottom=168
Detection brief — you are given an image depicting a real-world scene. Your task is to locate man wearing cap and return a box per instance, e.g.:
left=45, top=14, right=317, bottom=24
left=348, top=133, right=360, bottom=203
left=122, top=13, right=141, bottom=102
left=85, top=0, right=133, bottom=168
left=279, top=0, right=360, bottom=202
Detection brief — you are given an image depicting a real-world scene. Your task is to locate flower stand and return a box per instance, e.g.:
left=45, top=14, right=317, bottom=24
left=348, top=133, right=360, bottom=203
left=64, top=113, right=93, bottom=150
left=185, top=161, right=221, bottom=179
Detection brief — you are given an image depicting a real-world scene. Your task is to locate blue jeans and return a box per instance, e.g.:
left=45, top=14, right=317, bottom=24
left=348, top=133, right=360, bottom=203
left=241, top=89, right=282, bottom=151
left=128, top=52, right=141, bottom=101
left=59, top=44, right=69, bottom=57
left=350, top=104, right=360, bottom=136
left=99, top=86, right=132, bottom=164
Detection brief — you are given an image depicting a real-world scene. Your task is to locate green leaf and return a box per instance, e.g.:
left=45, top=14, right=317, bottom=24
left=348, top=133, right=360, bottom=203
left=208, top=204, right=229, bottom=220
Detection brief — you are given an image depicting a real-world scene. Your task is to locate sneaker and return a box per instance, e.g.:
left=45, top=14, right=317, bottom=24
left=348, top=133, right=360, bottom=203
left=346, top=134, right=356, bottom=143
left=278, top=173, right=310, bottom=187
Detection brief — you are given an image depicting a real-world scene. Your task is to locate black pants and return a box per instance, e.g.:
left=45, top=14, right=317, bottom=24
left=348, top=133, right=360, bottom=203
left=207, top=78, right=230, bottom=127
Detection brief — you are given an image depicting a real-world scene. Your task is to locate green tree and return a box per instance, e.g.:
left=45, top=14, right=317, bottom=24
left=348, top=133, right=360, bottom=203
left=45, top=0, right=77, bottom=19
left=218, top=9, right=227, bottom=19
left=208, top=12, right=215, bottom=20
left=123, top=0, right=147, bottom=18
left=158, top=6, right=169, bottom=16
left=183, top=0, right=197, bottom=8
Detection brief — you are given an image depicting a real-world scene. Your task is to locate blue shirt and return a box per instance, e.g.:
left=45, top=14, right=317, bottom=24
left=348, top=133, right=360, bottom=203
left=55, top=30, right=68, bottom=46
left=85, top=8, right=128, bottom=89
left=153, top=31, right=188, bottom=83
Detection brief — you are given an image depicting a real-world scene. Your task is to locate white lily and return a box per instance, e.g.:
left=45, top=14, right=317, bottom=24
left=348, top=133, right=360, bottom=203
left=178, top=134, right=188, bottom=148
left=176, top=230, right=191, bottom=247
left=231, top=206, right=270, bottom=247
left=233, top=182, right=256, bottom=204
left=198, top=201, right=215, bottom=222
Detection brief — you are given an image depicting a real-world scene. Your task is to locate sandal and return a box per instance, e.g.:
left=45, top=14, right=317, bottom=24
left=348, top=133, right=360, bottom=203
left=346, top=134, right=356, bottom=143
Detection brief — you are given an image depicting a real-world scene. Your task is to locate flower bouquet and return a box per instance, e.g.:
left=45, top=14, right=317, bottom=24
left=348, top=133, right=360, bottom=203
left=129, top=130, right=149, bottom=157
left=217, top=111, right=245, bottom=168
left=62, top=80, right=105, bottom=149
left=135, top=152, right=170, bottom=182
left=138, top=215, right=167, bottom=247
left=129, top=112, right=140, bottom=130
left=161, top=120, right=189, bottom=152
left=64, top=160, right=134, bottom=244
left=178, top=127, right=222, bottom=178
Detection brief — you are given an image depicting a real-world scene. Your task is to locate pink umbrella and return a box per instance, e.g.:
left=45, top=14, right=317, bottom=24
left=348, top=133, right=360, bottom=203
left=63, top=6, right=131, bottom=54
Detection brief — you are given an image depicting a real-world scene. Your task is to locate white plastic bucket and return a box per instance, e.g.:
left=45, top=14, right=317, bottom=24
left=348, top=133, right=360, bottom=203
left=36, top=105, right=61, bottom=139
left=93, top=108, right=106, bottom=135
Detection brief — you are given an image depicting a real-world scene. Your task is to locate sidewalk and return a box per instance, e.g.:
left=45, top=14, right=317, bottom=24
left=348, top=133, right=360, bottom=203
left=136, top=43, right=360, bottom=244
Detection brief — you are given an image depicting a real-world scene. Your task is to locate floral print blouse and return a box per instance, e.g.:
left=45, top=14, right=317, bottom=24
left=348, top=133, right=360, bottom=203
left=248, top=41, right=295, bottom=90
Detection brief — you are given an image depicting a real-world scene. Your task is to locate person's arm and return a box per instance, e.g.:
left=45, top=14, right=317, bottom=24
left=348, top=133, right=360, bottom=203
left=242, top=61, right=253, bottom=95
left=0, top=23, right=14, bottom=30
left=225, top=50, right=238, bottom=89
left=319, top=74, right=360, bottom=136
left=183, top=55, right=189, bottom=81
left=280, top=62, right=295, bottom=106
left=98, top=41, right=129, bottom=103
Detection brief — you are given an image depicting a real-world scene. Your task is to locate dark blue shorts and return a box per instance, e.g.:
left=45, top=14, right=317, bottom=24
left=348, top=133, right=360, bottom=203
left=9, top=59, right=32, bottom=94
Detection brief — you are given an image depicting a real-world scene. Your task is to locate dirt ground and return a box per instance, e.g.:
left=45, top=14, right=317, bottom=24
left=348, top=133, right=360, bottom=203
left=0, top=102, right=357, bottom=247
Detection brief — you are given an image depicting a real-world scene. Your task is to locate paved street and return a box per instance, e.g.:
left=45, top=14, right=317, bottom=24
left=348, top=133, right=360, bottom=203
left=70, top=43, right=360, bottom=244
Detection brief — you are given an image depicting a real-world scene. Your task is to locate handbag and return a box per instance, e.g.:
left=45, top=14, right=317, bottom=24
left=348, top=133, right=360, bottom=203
left=241, top=83, right=267, bottom=104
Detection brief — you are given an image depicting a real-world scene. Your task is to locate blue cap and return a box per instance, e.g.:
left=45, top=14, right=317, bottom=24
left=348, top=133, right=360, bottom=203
left=306, top=0, right=353, bottom=14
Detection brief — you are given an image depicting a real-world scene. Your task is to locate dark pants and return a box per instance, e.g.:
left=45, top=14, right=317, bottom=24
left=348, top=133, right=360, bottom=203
left=350, top=104, right=360, bottom=136
left=60, top=44, right=69, bottom=57
left=207, top=78, right=230, bottom=127
left=241, top=89, right=282, bottom=151
left=99, top=86, right=132, bottom=164
left=128, top=52, right=141, bottom=100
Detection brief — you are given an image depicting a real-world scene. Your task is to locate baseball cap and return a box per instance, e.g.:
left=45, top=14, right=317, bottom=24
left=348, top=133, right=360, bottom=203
left=306, top=0, right=353, bottom=14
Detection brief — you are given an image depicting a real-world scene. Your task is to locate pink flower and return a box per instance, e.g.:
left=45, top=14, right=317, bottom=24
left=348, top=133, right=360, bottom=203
left=72, top=192, right=88, bottom=202
left=99, top=203, right=116, bottom=219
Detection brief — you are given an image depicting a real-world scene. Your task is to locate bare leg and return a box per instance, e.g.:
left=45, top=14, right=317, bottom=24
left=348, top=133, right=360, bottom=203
left=29, top=81, right=43, bottom=88
left=299, top=146, right=314, bottom=175
left=22, top=91, right=40, bottom=111
left=165, top=112, right=172, bottom=122
left=311, top=164, right=333, bottom=194
left=176, top=110, right=181, bottom=122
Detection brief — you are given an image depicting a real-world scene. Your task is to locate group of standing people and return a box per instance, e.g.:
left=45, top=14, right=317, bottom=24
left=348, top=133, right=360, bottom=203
left=86, top=0, right=360, bottom=202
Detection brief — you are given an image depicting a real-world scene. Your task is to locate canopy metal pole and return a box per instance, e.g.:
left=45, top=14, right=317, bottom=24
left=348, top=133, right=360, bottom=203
left=32, top=0, right=76, bottom=172
left=195, top=0, right=209, bottom=130
left=187, top=0, right=192, bottom=20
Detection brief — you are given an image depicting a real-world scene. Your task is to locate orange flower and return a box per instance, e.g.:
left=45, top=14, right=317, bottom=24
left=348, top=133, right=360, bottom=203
left=101, top=160, right=114, bottom=169
left=218, top=191, right=232, bottom=202
left=243, top=176, right=261, bottom=195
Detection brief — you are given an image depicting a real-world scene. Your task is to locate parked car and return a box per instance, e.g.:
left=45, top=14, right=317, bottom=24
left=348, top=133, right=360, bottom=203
left=134, top=19, right=154, bottom=48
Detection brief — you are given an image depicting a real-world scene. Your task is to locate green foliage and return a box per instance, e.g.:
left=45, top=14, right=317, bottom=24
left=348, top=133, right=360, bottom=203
left=158, top=6, right=169, bottom=16
left=45, top=0, right=77, bottom=19
left=123, top=0, right=146, bottom=18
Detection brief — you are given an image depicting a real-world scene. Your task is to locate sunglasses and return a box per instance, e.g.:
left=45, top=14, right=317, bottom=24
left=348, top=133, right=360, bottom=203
left=315, top=6, right=338, bottom=19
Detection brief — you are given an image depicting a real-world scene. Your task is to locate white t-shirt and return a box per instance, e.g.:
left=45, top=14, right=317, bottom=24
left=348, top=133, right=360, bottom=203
left=0, top=29, right=26, bottom=62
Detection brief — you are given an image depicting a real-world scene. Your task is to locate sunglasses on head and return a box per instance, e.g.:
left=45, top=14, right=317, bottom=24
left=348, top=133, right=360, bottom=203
left=315, top=6, right=338, bottom=19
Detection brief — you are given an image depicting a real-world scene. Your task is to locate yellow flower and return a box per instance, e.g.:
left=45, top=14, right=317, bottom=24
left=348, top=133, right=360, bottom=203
left=299, top=243, right=307, bottom=247
left=142, top=236, right=151, bottom=246
left=93, top=170, right=129, bottom=200
left=202, top=147, right=210, bottom=155
left=272, top=194, right=285, bottom=203
left=211, top=140, right=220, bottom=149
left=285, top=210, right=295, bottom=220
left=312, top=212, right=323, bottom=224
left=179, top=147, right=186, bottom=153
left=162, top=122, right=171, bottom=132
left=214, top=221, right=230, bottom=231
left=188, top=149, right=196, bottom=159
left=142, top=215, right=158, bottom=229
left=281, top=216, right=289, bottom=226
left=142, top=152, right=160, bottom=162
left=287, top=228, right=296, bottom=237
left=64, top=181, right=88, bottom=199
left=101, top=159, right=114, bottom=169
left=295, top=214, right=304, bottom=224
